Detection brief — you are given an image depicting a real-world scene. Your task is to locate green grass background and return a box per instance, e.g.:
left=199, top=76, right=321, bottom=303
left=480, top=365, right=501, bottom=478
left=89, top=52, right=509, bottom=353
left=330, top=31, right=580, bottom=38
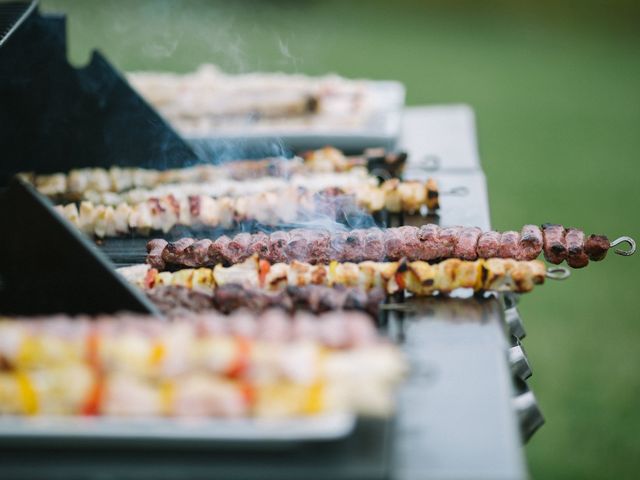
left=42, top=1, right=640, bottom=478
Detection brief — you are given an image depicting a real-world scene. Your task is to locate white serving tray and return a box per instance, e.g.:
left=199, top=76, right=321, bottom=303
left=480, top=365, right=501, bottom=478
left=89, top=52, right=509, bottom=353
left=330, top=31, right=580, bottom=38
left=0, top=412, right=356, bottom=445
left=187, top=81, right=405, bottom=154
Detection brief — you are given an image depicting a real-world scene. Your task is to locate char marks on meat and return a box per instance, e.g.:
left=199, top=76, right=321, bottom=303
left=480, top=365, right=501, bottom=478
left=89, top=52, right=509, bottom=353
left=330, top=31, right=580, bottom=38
left=477, top=231, right=501, bottom=258
left=542, top=224, right=567, bottom=264
left=417, top=224, right=440, bottom=260
left=182, top=239, right=213, bottom=267
left=584, top=234, right=610, bottom=261
left=162, top=237, right=195, bottom=266
left=518, top=225, right=543, bottom=261
left=329, top=230, right=368, bottom=263
left=437, top=226, right=463, bottom=258
left=247, top=231, right=270, bottom=259
left=565, top=227, right=589, bottom=268
left=454, top=227, right=482, bottom=260
left=498, top=231, right=520, bottom=259
left=343, top=229, right=367, bottom=263
left=225, top=233, right=252, bottom=265
left=268, top=231, right=289, bottom=264
left=306, top=230, right=332, bottom=265
left=208, top=235, right=231, bottom=265
left=146, top=239, right=168, bottom=270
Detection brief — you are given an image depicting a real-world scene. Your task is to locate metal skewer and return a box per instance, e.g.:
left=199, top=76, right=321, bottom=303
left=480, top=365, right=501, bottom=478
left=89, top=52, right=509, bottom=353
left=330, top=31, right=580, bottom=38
left=545, top=267, right=571, bottom=280
left=416, top=155, right=440, bottom=172
left=610, top=236, right=636, bottom=256
left=442, top=186, right=469, bottom=197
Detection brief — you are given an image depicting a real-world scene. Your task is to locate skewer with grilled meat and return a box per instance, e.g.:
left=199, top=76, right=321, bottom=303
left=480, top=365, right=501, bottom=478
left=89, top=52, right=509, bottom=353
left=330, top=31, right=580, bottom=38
left=144, top=284, right=387, bottom=317
left=43, top=167, right=374, bottom=205
left=148, top=225, right=634, bottom=269
left=124, top=254, right=563, bottom=296
left=54, top=180, right=440, bottom=238
left=0, top=312, right=406, bottom=418
left=22, top=147, right=405, bottom=198
left=70, top=176, right=437, bottom=213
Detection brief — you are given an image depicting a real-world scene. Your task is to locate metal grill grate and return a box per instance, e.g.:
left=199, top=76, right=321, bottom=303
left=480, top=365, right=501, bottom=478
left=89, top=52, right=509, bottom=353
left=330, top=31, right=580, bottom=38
left=0, top=0, right=36, bottom=47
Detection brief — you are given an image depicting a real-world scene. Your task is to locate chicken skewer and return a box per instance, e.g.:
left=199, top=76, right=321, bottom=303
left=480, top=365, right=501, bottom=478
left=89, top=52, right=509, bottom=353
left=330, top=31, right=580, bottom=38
left=22, top=147, right=406, bottom=198
left=147, top=224, right=634, bottom=270
left=65, top=175, right=442, bottom=209
left=0, top=311, right=405, bottom=418
left=55, top=179, right=441, bottom=238
left=123, top=255, right=568, bottom=297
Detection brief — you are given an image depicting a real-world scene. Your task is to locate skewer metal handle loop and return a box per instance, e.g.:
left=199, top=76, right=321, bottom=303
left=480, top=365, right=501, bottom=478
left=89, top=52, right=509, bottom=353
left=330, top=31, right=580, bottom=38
left=444, top=186, right=469, bottom=197
left=417, top=155, right=440, bottom=172
left=610, top=236, right=636, bottom=256
left=546, top=267, right=570, bottom=280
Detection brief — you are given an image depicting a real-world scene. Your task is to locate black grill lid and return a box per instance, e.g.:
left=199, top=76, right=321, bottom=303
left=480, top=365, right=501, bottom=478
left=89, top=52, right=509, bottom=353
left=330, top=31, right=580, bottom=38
left=0, top=2, right=199, bottom=185
left=0, top=178, right=159, bottom=316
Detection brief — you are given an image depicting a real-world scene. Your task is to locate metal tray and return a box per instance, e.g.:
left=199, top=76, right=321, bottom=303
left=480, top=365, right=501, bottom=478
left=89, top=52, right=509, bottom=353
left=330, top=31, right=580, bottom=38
left=0, top=413, right=357, bottom=448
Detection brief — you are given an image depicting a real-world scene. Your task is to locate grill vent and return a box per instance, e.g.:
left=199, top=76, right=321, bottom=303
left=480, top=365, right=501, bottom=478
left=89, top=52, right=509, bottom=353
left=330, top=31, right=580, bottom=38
left=0, top=0, right=37, bottom=47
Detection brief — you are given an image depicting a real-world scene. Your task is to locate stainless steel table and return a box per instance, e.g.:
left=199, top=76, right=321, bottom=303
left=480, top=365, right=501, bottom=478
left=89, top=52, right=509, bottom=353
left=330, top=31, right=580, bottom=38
left=392, top=105, right=526, bottom=480
left=0, top=105, right=529, bottom=480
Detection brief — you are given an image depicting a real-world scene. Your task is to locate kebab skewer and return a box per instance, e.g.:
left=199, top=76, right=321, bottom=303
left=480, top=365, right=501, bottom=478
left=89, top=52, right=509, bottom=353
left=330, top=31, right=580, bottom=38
left=69, top=175, right=442, bottom=209
left=144, top=284, right=387, bottom=317
left=0, top=311, right=405, bottom=418
left=37, top=167, right=375, bottom=203
left=55, top=180, right=441, bottom=238
left=147, top=225, right=635, bottom=270
left=23, top=147, right=406, bottom=198
left=124, top=255, right=567, bottom=297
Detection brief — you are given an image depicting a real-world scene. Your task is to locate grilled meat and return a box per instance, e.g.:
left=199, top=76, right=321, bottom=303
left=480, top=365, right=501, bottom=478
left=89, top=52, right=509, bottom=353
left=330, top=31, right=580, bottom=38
left=565, top=228, right=589, bottom=268
left=146, top=284, right=386, bottom=316
left=127, top=255, right=550, bottom=295
left=584, top=234, right=610, bottom=261
left=54, top=177, right=440, bottom=238
left=149, top=224, right=610, bottom=269
left=498, top=231, right=520, bottom=259
left=26, top=147, right=405, bottom=198
left=518, top=225, right=544, bottom=261
left=542, top=224, right=567, bottom=265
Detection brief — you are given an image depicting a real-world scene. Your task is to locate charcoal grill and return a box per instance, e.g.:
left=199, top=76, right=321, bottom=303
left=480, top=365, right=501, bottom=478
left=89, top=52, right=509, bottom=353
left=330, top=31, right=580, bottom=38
left=0, top=106, right=536, bottom=480
left=0, top=3, right=537, bottom=479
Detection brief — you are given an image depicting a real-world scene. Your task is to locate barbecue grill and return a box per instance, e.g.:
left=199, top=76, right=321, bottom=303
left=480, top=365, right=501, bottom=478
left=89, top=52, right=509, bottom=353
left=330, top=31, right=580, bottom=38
left=0, top=3, right=556, bottom=479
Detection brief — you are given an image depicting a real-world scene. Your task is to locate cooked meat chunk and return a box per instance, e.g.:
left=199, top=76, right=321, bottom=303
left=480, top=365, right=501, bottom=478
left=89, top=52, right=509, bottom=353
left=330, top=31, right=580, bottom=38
left=517, top=225, right=543, bottom=261
left=584, top=234, right=610, bottom=261
left=542, top=224, right=567, bottom=265
left=565, top=228, right=589, bottom=268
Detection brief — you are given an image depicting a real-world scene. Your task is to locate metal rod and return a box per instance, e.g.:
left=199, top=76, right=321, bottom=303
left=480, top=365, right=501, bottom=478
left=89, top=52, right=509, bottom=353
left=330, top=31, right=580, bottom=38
left=610, top=236, right=636, bottom=256
left=545, top=267, right=571, bottom=280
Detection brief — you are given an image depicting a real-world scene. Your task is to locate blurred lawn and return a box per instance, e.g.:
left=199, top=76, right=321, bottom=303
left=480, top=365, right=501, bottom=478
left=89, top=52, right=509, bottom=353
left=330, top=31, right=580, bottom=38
left=43, top=1, right=640, bottom=478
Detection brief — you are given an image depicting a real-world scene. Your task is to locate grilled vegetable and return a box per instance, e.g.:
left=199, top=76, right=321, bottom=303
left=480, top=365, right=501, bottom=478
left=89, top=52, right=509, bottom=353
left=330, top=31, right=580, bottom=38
left=0, top=312, right=406, bottom=418
left=123, top=255, right=558, bottom=296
